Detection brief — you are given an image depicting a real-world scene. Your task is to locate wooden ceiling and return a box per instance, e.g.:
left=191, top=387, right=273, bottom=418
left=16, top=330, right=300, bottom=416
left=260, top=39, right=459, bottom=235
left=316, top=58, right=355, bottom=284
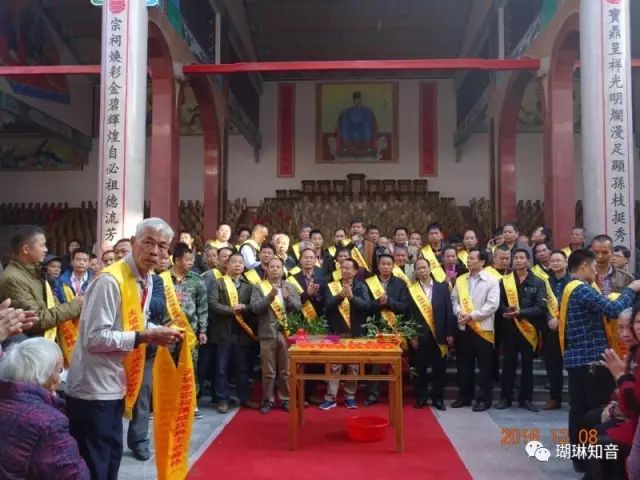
left=243, top=0, right=473, bottom=62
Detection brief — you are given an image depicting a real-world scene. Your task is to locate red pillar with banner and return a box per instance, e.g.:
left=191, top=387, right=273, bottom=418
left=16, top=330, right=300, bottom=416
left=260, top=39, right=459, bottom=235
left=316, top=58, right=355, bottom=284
left=148, top=23, right=180, bottom=232
left=419, top=82, right=437, bottom=176
left=278, top=83, right=295, bottom=177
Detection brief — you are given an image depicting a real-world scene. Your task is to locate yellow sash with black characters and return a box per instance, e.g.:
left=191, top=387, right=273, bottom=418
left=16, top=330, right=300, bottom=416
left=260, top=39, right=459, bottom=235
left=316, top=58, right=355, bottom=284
left=456, top=273, right=494, bottom=345
left=393, top=265, right=411, bottom=287
left=591, top=282, right=626, bottom=358
left=287, top=275, right=318, bottom=321
left=421, top=245, right=446, bottom=283
left=409, top=282, right=447, bottom=357
left=502, top=273, right=538, bottom=350
left=259, top=280, right=289, bottom=336
left=351, top=247, right=370, bottom=271
left=458, top=250, right=469, bottom=268
left=328, top=280, right=350, bottom=329
left=365, top=275, right=397, bottom=327
left=221, top=275, right=257, bottom=340
left=244, top=268, right=262, bottom=285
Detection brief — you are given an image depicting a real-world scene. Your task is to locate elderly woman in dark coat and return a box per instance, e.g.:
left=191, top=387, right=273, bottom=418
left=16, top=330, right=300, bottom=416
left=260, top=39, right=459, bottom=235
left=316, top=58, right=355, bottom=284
left=0, top=337, right=89, bottom=479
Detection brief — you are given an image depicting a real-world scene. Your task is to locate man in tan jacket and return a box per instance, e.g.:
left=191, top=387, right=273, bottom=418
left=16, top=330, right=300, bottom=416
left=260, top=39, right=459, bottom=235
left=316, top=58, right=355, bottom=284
left=0, top=226, right=81, bottom=336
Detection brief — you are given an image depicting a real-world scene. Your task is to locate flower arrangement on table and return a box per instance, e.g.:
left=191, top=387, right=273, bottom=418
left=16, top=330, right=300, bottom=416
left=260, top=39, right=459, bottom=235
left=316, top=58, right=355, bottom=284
left=363, top=314, right=420, bottom=349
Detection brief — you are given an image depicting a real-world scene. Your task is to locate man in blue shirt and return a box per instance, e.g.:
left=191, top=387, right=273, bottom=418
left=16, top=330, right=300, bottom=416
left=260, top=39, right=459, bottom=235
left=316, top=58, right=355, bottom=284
left=561, top=249, right=640, bottom=474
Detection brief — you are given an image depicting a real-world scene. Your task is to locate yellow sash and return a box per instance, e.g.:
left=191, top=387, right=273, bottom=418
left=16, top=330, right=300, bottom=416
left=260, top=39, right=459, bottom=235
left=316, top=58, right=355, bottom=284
left=208, top=239, right=230, bottom=249
left=332, top=269, right=342, bottom=281
left=393, top=265, right=411, bottom=287
left=328, top=280, right=350, bottom=329
left=421, top=245, right=446, bottom=283
left=351, top=247, right=370, bottom=271
left=328, top=245, right=337, bottom=257
left=456, top=273, right=494, bottom=344
left=241, top=239, right=260, bottom=253
left=458, top=250, right=469, bottom=268
left=558, top=280, right=582, bottom=355
left=562, top=246, right=572, bottom=258
left=159, top=271, right=198, bottom=352
left=213, top=268, right=222, bottom=280
left=365, top=275, right=397, bottom=327
left=58, top=284, right=80, bottom=367
left=531, top=268, right=559, bottom=319
left=591, top=282, right=626, bottom=358
left=292, top=242, right=301, bottom=259
left=258, top=280, right=289, bottom=336
left=409, top=282, right=447, bottom=357
left=244, top=268, right=262, bottom=285
left=102, top=260, right=147, bottom=419
left=221, top=275, right=257, bottom=340
left=43, top=282, right=57, bottom=341
left=289, top=266, right=301, bottom=276
left=153, top=341, right=195, bottom=480
left=531, top=264, right=549, bottom=281
left=502, top=273, right=538, bottom=350
left=287, top=275, right=318, bottom=320
left=483, top=266, right=504, bottom=280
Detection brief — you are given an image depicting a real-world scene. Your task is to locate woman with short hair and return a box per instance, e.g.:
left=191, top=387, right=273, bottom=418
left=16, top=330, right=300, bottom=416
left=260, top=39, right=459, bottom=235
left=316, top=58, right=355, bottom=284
left=0, top=337, right=89, bottom=479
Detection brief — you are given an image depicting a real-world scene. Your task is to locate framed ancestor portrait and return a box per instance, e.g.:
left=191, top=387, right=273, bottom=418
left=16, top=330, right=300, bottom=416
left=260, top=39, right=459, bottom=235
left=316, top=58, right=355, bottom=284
left=316, top=82, right=398, bottom=163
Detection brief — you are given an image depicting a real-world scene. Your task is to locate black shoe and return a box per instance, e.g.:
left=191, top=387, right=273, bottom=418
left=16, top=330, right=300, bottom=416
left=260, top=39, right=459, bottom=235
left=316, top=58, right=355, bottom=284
left=131, top=448, right=151, bottom=461
left=495, top=398, right=512, bottom=410
left=281, top=400, right=289, bottom=412
left=364, top=394, right=378, bottom=406
left=472, top=401, right=491, bottom=412
left=432, top=399, right=446, bottom=411
left=414, top=399, right=428, bottom=409
left=450, top=399, right=472, bottom=408
left=260, top=401, right=273, bottom=414
left=519, top=401, right=539, bottom=412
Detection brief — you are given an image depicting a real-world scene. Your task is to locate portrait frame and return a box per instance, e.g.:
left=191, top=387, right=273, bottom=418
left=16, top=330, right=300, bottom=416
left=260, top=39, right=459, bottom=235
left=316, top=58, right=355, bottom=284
left=315, top=82, right=399, bottom=163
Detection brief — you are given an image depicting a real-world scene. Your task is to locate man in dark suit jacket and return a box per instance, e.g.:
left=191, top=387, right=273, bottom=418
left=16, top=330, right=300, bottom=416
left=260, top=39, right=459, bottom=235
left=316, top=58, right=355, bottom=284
left=364, top=254, right=410, bottom=405
left=208, top=253, right=259, bottom=413
left=320, top=258, right=371, bottom=410
left=408, top=258, right=455, bottom=411
left=292, top=248, right=327, bottom=317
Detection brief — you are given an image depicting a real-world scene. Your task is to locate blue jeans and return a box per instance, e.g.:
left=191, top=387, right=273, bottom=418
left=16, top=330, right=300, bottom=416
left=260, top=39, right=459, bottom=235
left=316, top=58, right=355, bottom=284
left=214, top=336, right=250, bottom=403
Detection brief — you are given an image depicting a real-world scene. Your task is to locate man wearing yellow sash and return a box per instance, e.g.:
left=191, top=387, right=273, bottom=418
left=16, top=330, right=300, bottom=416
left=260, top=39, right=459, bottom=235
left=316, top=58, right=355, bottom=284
left=442, top=245, right=468, bottom=291
left=392, top=245, right=414, bottom=285
left=65, top=218, right=183, bottom=479
left=561, top=226, right=586, bottom=258
left=539, top=249, right=571, bottom=411
left=408, top=258, right=454, bottom=411
left=0, top=226, right=82, bottom=339
left=289, top=223, right=312, bottom=260
left=235, top=227, right=251, bottom=247
left=451, top=249, right=500, bottom=412
left=202, top=243, right=219, bottom=273
left=324, top=246, right=351, bottom=282
left=495, top=248, right=546, bottom=412
left=390, top=227, right=409, bottom=253
left=250, top=257, right=301, bottom=414
left=484, top=243, right=510, bottom=383
left=457, top=230, right=478, bottom=268
left=239, top=224, right=269, bottom=270
left=425, top=222, right=445, bottom=261
left=558, top=248, right=640, bottom=474
left=209, top=253, right=260, bottom=413
left=532, top=243, right=552, bottom=280
left=320, top=258, right=372, bottom=410
left=244, top=243, right=274, bottom=285
left=364, top=254, right=410, bottom=406
left=207, top=223, right=233, bottom=250
left=291, top=247, right=327, bottom=404
left=309, top=229, right=327, bottom=266
left=349, top=218, right=375, bottom=272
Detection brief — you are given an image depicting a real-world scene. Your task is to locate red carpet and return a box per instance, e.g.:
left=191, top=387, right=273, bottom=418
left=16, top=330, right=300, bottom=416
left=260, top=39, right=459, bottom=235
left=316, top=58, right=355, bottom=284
left=189, top=400, right=471, bottom=480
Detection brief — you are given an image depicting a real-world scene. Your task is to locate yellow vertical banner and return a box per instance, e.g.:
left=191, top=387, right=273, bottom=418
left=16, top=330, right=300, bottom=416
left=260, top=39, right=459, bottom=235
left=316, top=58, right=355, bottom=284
left=153, top=343, right=196, bottom=480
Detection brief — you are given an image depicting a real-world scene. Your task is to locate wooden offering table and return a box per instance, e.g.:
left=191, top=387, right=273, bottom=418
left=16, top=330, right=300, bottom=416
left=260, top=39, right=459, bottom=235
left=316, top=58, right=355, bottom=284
left=288, top=339, right=404, bottom=452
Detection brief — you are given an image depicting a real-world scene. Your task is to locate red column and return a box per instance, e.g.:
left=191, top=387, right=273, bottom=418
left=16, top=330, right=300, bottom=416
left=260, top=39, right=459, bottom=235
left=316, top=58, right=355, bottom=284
left=497, top=73, right=531, bottom=224
left=191, top=76, right=221, bottom=241
left=546, top=14, right=579, bottom=248
left=148, top=23, right=180, bottom=231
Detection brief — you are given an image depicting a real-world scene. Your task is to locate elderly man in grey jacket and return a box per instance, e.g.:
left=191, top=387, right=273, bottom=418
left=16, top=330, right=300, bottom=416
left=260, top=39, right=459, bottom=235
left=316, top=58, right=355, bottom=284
left=250, top=256, right=301, bottom=414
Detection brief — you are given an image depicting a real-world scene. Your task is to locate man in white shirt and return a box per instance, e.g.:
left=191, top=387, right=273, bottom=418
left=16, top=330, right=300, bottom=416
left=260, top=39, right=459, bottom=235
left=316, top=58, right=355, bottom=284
left=240, top=224, right=269, bottom=270
left=451, top=249, right=500, bottom=412
left=65, top=218, right=183, bottom=480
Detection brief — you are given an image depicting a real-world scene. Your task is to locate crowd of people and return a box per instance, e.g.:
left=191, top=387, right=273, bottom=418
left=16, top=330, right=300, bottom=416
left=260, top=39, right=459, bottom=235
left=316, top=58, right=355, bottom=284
left=0, top=217, right=639, bottom=479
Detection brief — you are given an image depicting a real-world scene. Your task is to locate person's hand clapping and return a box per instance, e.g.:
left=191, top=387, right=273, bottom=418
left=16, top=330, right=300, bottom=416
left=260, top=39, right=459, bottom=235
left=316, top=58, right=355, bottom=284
left=602, top=348, right=626, bottom=380
left=0, top=299, right=34, bottom=342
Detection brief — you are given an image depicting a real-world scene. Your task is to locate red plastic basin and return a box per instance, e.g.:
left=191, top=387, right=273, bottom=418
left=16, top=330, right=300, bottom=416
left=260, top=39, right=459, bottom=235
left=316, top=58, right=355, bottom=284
left=346, top=415, right=389, bottom=442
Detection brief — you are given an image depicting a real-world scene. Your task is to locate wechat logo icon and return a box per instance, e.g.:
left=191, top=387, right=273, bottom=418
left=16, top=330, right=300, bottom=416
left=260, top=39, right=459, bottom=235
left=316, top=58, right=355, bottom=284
left=525, top=440, right=551, bottom=462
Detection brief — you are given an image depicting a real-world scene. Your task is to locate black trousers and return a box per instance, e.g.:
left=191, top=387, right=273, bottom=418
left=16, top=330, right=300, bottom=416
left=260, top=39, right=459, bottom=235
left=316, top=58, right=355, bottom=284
left=500, top=327, right=534, bottom=402
left=67, top=396, right=124, bottom=480
left=456, top=328, right=494, bottom=403
left=567, top=365, right=616, bottom=454
left=543, top=329, right=564, bottom=403
left=409, top=333, right=447, bottom=402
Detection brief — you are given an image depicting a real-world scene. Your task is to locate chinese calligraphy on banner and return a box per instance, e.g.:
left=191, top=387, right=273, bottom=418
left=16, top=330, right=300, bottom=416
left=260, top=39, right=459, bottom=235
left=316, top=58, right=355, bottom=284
left=97, top=1, right=128, bottom=250
left=602, top=0, right=634, bottom=248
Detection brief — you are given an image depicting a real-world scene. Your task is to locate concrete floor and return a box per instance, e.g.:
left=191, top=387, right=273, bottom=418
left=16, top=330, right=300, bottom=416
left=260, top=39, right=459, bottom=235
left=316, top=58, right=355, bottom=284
left=117, top=399, right=580, bottom=480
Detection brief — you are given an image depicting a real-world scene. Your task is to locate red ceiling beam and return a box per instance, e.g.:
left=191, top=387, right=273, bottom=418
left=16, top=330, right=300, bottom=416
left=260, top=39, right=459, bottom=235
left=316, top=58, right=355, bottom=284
left=1, top=58, right=639, bottom=77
